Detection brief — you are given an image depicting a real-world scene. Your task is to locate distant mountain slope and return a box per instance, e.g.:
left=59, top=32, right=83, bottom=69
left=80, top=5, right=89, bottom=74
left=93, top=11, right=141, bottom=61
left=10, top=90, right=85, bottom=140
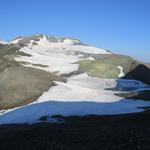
left=0, top=40, right=10, bottom=49
left=10, top=34, right=137, bottom=79
left=0, top=40, right=10, bottom=45
left=0, top=34, right=149, bottom=123
left=145, top=63, right=150, bottom=68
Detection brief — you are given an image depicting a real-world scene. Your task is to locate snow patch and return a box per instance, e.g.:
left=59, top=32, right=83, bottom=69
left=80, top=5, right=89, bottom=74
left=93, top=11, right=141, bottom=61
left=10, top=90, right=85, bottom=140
left=0, top=100, right=150, bottom=124
left=0, top=40, right=9, bottom=45
left=37, top=73, right=122, bottom=102
left=15, top=46, right=80, bottom=75
left=10, top=38, right=24, bottom=44
left=85, top=56, right=96, bottom=61
left=117, top=66, right=125, bottom=77
left=37, top=74, right=148, bottom=103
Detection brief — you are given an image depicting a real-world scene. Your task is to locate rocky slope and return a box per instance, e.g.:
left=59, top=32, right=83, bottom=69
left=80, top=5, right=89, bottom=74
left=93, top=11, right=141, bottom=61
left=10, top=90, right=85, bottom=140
left=0, top=41, right=64, bottom=109
left=0, top=111, right=150, bottom=150
left=123, top=64, right=150, bottom=84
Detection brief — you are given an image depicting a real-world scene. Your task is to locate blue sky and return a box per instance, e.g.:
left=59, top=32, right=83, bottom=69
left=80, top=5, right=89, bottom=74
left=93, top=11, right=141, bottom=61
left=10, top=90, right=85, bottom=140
left=0, top=0, right=150, bottom=62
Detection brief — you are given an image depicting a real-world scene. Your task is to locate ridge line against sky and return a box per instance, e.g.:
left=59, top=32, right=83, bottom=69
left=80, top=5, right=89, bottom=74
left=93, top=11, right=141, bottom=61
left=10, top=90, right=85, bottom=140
left=0, top=0, right=150, bottom=62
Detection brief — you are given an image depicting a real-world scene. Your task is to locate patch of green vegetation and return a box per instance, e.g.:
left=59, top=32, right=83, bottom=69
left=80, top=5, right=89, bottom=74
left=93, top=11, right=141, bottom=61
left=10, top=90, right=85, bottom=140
left=77, top=54, right=137, bottom=79
left=95, top=54, right=135, bottom=73
left=78, top=60, right=120, bottom=78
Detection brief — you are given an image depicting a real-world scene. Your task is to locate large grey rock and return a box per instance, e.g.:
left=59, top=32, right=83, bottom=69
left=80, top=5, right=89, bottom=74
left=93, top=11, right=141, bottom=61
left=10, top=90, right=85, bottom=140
left=123, top=64, right=150, bottom=85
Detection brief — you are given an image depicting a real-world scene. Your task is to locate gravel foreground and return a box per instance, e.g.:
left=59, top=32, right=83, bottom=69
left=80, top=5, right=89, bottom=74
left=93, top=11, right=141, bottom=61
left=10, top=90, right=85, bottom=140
left=0, top=111, right=150, bottom=150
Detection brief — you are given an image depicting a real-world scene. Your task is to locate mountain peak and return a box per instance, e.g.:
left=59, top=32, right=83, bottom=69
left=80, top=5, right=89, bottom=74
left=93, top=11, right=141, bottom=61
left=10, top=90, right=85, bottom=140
left=10, top=34, right=111, bottom=55
left=10, top=34, right=84, bottom=45
left=0, top=39, right=10, bottom=45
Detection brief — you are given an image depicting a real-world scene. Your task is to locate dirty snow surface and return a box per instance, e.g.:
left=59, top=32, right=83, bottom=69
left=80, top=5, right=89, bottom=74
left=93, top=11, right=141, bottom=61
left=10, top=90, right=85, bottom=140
left=117, top=66, right=125, bottom=77
left=0, top=35, right=150, bottom=124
